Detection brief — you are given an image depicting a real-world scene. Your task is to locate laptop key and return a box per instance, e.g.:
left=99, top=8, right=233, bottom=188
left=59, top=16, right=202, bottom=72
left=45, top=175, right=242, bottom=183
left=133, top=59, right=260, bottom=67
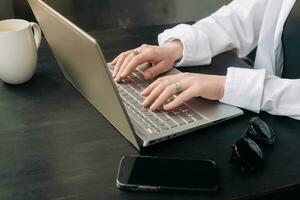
left=166, top=120, right=178, bottom=128
left=149, top=115, right=159, bottom=122
left=134, top=70, right=143, bottom=77
left=160, top=124, right=169, bottom=131
left=146, top=128, right=154, bottom=134
left=155, top=111, right=170, bottom=121
left=129, top=83, right=142, bottom=91
left=144, top=111, right=153, bottom=116
left=128, top=98, right=136, bottom=104
left=168, top=113, right=186, bottom=126
left=156, top=122, right=169, bottom=131
left=135, top=95, right=144, bottom=103
left=126, top=101, right=161, bottom=133
left=172, top=108, right=182, bottom=115
left=190, top=113, right=203, bottom=121
left=140, top=107, right=148, bottom=113
left=139, top=82, right=149, bottom=88
left=182, top=114, right=195, bottom=123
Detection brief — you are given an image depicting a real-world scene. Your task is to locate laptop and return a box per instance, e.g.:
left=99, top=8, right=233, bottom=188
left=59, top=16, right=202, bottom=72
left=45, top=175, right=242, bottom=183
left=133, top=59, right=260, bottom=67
left=28, top=0, right=243, bottom=150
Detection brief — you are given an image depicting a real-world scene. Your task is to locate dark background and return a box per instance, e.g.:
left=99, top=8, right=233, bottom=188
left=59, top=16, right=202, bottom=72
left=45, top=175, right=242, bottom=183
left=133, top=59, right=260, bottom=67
left=1, top=0, right=231, bottom=30
left=0, top=0, right=258, bottom=62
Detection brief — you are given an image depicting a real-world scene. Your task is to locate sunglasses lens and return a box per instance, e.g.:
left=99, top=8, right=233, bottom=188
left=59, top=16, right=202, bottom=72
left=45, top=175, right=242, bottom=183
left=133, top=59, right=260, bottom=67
left=232, top=137, right=264, bottom=171
left=248, top=117, right=276, bottom=144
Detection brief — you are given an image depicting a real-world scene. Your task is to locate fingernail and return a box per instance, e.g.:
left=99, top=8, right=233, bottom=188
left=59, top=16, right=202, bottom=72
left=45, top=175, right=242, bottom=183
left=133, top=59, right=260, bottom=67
left=143, top=100, right=148, bottom=107
left=150, top=105, right=157, bottom=111
left=164, top=105, right=170, bottom=110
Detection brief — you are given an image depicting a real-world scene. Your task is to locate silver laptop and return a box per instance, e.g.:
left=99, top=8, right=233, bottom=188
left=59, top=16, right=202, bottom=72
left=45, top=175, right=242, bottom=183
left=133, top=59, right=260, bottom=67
left=28, top=0, right=243, bottom=151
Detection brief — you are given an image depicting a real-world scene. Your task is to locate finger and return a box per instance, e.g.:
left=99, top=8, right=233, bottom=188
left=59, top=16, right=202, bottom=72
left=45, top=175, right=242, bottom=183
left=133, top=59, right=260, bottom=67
left=141, top=73, right=183, bottom=96
left=111, top=55, right=120, bottom=65
left=120, top=50, right=157, bottom=77
left=113, top=51, right=132, bottom=77
left=163, top=89, right=194, bottom=110
left=111, top=50, right=132, bottom=65
left=151, top=80, right=190, bottom=110
left=143, top=60, right=168, bottom=80
left=140, top=77, right=165, bottom=96
left=115, top=53, right=135, bottom=82
left=143, top=79, right=170, bottom=107
left=113, top=55, right=126, bottom=78
left=149, top=84, right=178, bottom=111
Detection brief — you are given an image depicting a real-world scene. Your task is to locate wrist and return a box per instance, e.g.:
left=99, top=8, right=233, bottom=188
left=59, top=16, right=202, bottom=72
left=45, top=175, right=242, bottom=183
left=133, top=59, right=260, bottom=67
left=218, top=76, right=226, bottom=99
left=162, top=39, right=183, bottom=63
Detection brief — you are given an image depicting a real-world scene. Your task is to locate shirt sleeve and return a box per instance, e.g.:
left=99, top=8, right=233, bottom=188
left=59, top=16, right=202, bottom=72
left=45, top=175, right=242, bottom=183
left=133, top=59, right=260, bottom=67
left=220, top=67, right=300, bottom=120
left=158, top=0, right=268, bottom=67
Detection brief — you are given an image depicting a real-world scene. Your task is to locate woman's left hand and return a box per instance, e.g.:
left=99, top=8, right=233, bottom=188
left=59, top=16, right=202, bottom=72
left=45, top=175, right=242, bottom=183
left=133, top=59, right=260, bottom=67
left=141, top=73, right=226, bottom=111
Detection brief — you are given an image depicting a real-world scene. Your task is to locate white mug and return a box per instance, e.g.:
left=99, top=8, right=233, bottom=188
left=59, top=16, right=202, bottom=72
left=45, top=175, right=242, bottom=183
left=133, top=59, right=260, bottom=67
left=0, top=19, right=41, bottom=84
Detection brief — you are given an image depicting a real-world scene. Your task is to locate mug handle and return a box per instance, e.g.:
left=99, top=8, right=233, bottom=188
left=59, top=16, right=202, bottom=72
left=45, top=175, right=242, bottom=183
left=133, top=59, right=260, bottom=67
left=29, top=22, right=42, bottom=50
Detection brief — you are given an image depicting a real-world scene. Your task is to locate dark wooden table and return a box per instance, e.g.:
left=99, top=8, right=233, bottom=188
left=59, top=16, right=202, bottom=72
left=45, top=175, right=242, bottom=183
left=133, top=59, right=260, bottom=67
left=1, top=24, right=300, bottom=200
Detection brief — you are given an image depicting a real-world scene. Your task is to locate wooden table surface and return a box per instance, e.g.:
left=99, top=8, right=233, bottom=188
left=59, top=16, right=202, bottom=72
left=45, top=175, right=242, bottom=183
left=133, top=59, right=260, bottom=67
left=0, top=24, right=300, bottom=200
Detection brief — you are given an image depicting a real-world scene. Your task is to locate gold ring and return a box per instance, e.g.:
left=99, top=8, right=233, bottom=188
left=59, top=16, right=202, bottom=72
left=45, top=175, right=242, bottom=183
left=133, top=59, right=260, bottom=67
left=133, top=49, right=139, bottom=56
left=175, top=82, right=182, bottom=95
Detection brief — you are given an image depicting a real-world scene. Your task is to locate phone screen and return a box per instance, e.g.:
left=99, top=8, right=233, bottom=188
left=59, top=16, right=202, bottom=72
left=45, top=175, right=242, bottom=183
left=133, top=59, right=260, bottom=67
left=117, top=156, right=219, bottom=192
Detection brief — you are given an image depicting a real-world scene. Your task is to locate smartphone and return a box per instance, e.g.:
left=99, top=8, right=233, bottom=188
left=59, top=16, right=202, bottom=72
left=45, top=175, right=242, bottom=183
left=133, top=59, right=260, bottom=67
left=116, top=155, right=219, bottom=193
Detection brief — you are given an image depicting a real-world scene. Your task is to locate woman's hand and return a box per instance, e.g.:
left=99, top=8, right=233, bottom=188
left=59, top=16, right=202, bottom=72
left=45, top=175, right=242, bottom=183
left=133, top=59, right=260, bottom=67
left=111, top=40, right=183, bottom=82
left=141, top=73, right=226, bottom=111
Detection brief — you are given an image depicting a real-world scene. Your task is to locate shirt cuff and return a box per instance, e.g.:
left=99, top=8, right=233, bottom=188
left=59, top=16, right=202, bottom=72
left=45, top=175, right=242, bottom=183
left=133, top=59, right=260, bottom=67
left=220, top=67, right=266, bottom=113
left=158, top=24, right=212, bottom=67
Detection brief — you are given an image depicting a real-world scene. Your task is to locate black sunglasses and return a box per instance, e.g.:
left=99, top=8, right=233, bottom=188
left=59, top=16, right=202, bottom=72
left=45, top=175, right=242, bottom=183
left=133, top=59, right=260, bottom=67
left=230, top=117, right=276, bottom=172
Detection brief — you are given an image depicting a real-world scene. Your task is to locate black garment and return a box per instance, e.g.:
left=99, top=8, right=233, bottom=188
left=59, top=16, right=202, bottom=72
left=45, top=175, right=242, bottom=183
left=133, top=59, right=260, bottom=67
left=282, top=1, right=300, bottom=79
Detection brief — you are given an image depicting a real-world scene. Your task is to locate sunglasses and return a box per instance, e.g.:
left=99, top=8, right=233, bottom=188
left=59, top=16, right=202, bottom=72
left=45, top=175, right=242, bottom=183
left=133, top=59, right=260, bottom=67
left=230, top=117, right=276, bottom=172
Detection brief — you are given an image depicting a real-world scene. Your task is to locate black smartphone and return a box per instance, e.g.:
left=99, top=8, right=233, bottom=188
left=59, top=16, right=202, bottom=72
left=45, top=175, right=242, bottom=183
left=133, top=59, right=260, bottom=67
left=116, top=155, right=219, bottom=193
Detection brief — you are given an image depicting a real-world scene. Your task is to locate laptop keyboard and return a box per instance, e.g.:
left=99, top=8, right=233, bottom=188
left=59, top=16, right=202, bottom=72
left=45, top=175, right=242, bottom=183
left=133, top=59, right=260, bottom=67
left=108, top=65, right=203, bottom=134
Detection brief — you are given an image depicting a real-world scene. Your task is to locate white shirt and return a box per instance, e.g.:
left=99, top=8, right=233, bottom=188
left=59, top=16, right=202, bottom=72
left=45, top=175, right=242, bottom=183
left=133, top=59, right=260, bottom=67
left=158, top=0, right=300, bottom=120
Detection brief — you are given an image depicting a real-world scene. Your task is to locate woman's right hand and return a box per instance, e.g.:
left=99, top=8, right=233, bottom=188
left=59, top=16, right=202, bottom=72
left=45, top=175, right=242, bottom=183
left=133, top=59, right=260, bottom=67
left=111, top=40, right=183, bottom=82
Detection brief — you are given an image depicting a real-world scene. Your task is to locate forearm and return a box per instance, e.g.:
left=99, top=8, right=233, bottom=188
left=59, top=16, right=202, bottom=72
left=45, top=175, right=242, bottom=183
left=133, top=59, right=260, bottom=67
left=160, top=40, right=183, bottom=64
left=220, top=67, right=300, bottom=120
left=158, top=0, right=268, bottom=67
left=261, top=75, right=300, bottom=120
